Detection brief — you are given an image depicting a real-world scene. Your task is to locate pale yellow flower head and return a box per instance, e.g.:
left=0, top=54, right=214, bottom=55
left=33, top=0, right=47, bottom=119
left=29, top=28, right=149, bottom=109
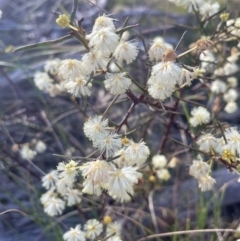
left=56, top=14, right=70, bottom=28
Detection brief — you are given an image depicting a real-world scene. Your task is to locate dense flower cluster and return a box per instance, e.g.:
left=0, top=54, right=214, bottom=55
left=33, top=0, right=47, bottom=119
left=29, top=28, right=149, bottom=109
left=29, top=4, right=240, bottom=240
left=189, top=155, right=216, bottom=191
left=40, top=159, right=82, bottom=216
left=63, top=219, right=122, bottom=241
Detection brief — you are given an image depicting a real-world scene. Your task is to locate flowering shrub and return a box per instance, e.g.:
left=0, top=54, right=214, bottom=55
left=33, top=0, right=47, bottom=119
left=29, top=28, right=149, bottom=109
left=3, top=0, right=240, bottom=240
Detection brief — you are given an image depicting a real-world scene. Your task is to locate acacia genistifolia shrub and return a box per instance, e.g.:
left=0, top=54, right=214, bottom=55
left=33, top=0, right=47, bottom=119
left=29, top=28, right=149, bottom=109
left=13, top=0, right=240, bottom=240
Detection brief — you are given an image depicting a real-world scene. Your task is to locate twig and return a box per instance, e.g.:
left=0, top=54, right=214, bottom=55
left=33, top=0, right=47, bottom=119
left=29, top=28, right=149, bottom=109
left=148, top=190, right=159, bottom=234
left=136, top=229, right=236, bottom=241
left=0, top=147, right=41, bottom=180
left=173, top=94, right=205, bottom=107
left=174, top=31, right=187, bottom=52
left=102, top=95, right=120, bottom=120
left=13, top=35, right=72, bottom=52
left=169, top=137, right=212, bottom=156
left=40, top=111, right=65, bottom=154
left=53, top=154, right=93, bottom=161
left=117, top=102, right=136, bottom=132
left=215, top=117, right=227, bottom=144
left=0, top=209, right=28, bottom=216
left=159, top=92, right=181, bottom=153
left=70, top=0, right=78, bottom=22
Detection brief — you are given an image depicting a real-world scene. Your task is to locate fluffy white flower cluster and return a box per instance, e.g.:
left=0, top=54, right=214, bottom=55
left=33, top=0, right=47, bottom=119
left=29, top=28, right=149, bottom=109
left=82, top=115, right=150, bottom=201
left=147, top=60, right=182, bottom=101
left=63, top=219, right=122, bottom=241
left=151, top=154, right=171, bottom=181
left=40, top=160, right=82, bottom=216
left=56, top=15, right=139, bottom=98
left=197, top=133, right=218, bottom=153
left=79, top=152, right=147, bottom=202
left=86, top=14, right=138, bottom=64
left=40, top=115, right=150, bottom=209
left=83, top=115, right=122, bottom=158
left=147, top=46, right=198, bottom=101
left=221, top=127, right=240, bottom=157
left=197, top=127, right=240, bottom=161
left=20, top=140, right=46, bottom=160
left=189, top=106, right=211, bottom=127
left=58, top=59, right=92, bottom=97
left=148, top=37, right=173, bottom=62
left=33, top=58, right=65, bottom=97
left=114, top=139, right=150, bottom=167
left=189, top=155, right=216, bottom=191
left=104, top=72, right=132, bottom=95
left=169, top=0, right=219, bottom=16
left=194, top=127, right=240, bottom=192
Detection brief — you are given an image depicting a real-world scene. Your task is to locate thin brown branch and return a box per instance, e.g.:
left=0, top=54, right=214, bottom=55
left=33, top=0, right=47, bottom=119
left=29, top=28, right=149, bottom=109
left=136, top=229, right=236, bottom=241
